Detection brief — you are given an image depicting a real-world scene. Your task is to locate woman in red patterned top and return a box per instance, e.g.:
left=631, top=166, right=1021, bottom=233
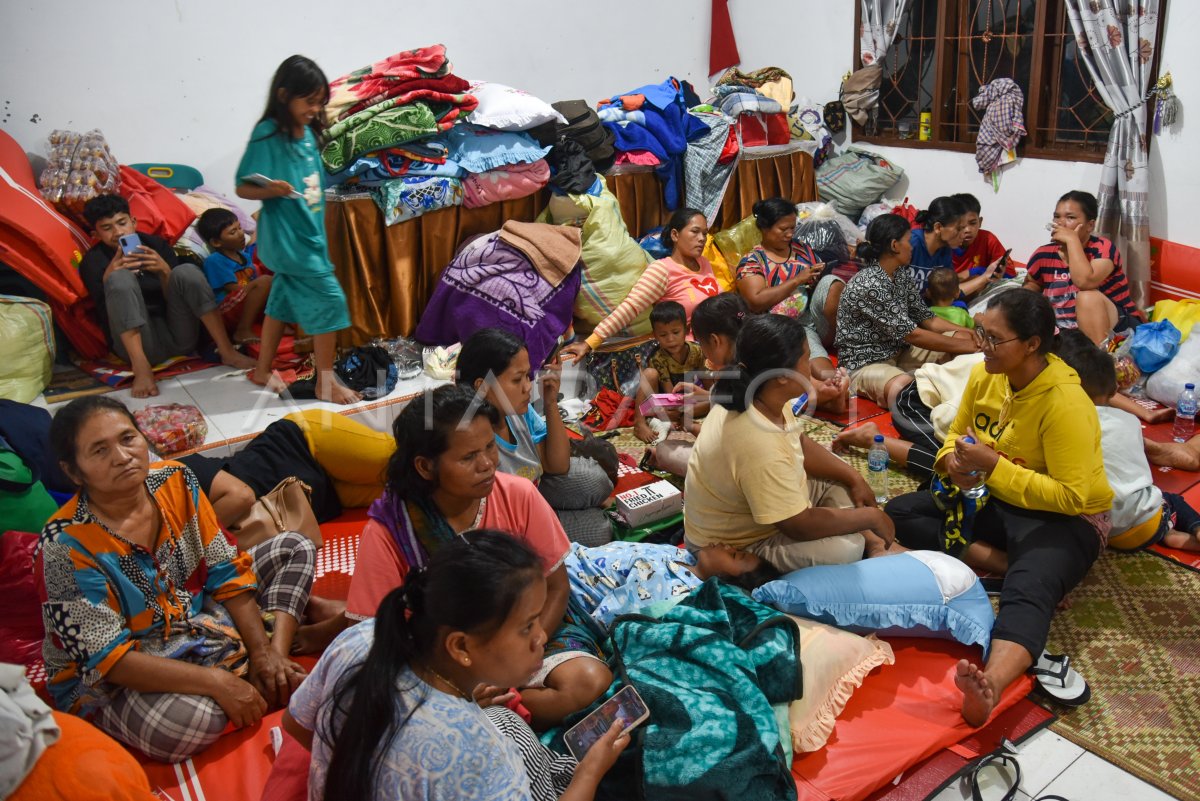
left=1023, top=191, right=1141, bottom=344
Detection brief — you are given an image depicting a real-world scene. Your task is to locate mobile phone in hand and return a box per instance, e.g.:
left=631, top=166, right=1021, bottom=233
left=564, top=685, right=649, bottom=760
left=119, top=233, right=143, bottom=257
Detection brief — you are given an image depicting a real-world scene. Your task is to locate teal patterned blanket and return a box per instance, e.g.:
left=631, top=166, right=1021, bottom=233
left=589, top=579, right=801, bottom=800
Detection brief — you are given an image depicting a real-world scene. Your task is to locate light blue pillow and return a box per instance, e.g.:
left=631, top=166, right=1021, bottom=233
left=440, top=123, right=552, bottom=174
left=751, top=551, right=995, bottom=655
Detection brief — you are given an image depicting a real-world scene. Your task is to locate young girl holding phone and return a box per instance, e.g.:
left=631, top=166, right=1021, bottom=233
left=236, top=55, right=360, bottom=404
left=285, top=530, right=628, bottom=801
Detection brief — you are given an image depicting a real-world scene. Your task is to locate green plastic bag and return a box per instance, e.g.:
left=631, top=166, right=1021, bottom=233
left=0, top=295, right=54, bottom=403
left=0, top=450, right=59, bottom=534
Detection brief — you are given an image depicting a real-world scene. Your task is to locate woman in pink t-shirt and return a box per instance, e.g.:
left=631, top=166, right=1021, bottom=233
left=345, top=384, right=611, bottom=726
left=560, top=207, right=720, bottom=362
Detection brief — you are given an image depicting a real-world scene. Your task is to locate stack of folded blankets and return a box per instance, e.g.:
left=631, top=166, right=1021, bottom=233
left=596, top=77, right=710, bottom=209
left=710, top=66, right=795, bottom=148
left=322, top=45, right=566, bottom=225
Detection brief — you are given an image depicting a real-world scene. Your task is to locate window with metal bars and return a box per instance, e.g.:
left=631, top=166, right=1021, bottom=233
left=852, top=0, right=1165, bottom=162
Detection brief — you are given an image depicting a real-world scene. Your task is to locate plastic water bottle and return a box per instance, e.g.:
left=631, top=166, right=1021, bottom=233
left=866, top=435, right=889, bottom=505
left=1175, top=383, right=1197, bottom=443
left=961, top=436, right=987, bottom=499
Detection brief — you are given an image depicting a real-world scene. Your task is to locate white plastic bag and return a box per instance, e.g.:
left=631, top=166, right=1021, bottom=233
left=1147, top=323, right=1200, bottom=407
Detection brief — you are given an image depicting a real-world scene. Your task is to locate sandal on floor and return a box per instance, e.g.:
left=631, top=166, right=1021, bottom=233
left=967, top=751, right=1022, bottom=801
left=1031, top=650, right=1091, bottom=706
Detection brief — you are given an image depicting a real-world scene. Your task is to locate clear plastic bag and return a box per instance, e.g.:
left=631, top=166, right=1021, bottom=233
left=1111, top=335, right=1142, bottom=392
left=133, top=404, right=208, bottom=456
left=39, top=129, right=120, bottom=224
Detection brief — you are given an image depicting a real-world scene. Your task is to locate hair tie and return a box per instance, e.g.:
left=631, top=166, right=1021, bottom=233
left=736, top=311, right=745, bottom=320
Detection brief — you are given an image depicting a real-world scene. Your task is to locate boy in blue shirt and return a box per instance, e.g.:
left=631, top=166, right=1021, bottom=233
left=198, top=208, right=273, bottom=344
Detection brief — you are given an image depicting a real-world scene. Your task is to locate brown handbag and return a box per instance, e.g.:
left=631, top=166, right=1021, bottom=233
left=227, top=477, right=324, bottom=551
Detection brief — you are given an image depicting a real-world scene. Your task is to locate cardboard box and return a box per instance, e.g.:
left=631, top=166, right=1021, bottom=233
left=615, top=480, right=683, bottom=527
left=638, top=393, right=685, bottom=418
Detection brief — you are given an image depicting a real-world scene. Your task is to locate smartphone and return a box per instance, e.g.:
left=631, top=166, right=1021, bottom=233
left=564, top=685, right=649, bottom=760
left=119, top=233, right=143, bottom=256
left=244, top=173, right=303, bottom=199
left=999, top=248, right=1013, bottom=266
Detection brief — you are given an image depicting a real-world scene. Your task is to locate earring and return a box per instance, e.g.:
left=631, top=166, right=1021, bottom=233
left=463, top=657, right=471, bottom=666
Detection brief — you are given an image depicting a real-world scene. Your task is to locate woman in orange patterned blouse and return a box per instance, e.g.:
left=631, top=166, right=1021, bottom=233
left=37, top=397, right=315, bottom=763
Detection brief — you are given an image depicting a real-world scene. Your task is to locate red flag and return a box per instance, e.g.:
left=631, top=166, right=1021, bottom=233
left=710, top=0, right=740, bottom=76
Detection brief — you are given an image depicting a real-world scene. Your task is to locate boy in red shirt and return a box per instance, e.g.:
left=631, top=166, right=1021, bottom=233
left=951, top=193, right=1013, bottom=278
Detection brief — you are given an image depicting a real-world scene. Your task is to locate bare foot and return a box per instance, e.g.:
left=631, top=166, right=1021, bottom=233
left=292, top=612, right=349, bottom=655
left=873, top=540, right=908, bottom=557
left=131, top=371, right=159, bottom=399
left=954, top=658, right=995, bottom=727
left=317, top=377, right=362, bottom=405
left=1163, top=529, right=1200, bottom=552
left=219, top=348, right=257, bottom=370
left=832, top=421, right=882, bottom=455
left=633, top=420, right=656, bottom=444
left=305, top=596, right=345, bottom=624
left=1143, top=438, right=1200, bottom=472
left=817, top=378, right=849, bottom=414
left=250, top=368, right=289, bottom=394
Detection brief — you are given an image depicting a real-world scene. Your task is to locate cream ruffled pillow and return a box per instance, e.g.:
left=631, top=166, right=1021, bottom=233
left=788, top=616, right=894, bottom=753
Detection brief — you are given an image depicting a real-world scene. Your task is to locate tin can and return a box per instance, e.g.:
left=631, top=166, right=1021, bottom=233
left=918, top=112, right=932, bottom=141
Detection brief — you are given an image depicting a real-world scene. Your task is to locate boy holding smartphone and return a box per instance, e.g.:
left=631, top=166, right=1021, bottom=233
left=79, top=196, right=254, bottom=398
left=951, top=193, right=1014, bottom=278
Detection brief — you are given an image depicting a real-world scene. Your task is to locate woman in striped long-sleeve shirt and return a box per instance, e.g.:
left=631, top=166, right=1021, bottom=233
left=560, top=207, right=720, bottom=363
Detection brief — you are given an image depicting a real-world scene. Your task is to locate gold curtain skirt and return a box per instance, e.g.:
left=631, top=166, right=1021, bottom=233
left=327, top=150, right=815, bottom=346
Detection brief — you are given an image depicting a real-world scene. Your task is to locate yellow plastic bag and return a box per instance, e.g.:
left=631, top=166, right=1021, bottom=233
left=0, top=295, right=54, bottom=403
left=1151, top=298, right=1200, bottom=342
left=702, top=235, right=735, bottom=292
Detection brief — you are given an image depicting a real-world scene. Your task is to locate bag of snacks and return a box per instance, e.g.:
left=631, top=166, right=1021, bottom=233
left=133, top=403, right=208, bottom=456
left=39, top=129, right=121, bottom=226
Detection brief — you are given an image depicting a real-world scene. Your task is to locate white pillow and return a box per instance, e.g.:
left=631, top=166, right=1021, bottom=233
left=466, top=81, right=566, bottom=132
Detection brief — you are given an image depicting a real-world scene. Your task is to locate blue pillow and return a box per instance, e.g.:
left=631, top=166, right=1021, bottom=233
left=751, top=551, right=995, bottom=655
left=440, top=123, right=552, bottom=174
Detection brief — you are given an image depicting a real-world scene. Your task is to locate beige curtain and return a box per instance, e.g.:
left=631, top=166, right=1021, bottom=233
left=1065, top=0, right=1162, bottom=308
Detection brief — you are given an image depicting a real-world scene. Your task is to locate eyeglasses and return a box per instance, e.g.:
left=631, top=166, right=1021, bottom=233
left=973, top=328, right=1020, bottom=351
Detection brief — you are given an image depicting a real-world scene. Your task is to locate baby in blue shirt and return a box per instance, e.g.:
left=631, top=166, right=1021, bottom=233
left=198, top=208, right=273, bottom=344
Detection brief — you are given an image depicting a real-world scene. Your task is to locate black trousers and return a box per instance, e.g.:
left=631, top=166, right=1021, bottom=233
left=892, top=381, right=941, bottom=478
left=886, top=491, right=1101, bottom=660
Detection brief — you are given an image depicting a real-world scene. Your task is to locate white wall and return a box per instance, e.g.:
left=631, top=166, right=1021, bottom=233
left=2, top=0, right=1194, bottom=257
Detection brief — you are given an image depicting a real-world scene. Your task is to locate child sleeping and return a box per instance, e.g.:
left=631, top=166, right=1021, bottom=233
left=565, top=540, right=780, bottom=632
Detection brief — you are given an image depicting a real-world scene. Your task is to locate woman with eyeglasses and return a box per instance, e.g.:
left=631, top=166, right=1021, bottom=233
left=835, top=214, right=978, bottom=409
left=885, top=289, right=1113, bottom=727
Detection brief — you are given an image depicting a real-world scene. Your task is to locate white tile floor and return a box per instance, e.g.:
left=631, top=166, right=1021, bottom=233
left=30, top=366, right=1184, bottom=801
left=927, top=729, right=1177, bottom=800
left=33, top=364, right=447, bottom=451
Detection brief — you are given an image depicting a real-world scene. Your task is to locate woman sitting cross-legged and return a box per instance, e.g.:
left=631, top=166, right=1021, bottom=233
left=835, top=213, right=978, bottom=408
left=285, top=530, right=629, bottom=801
left=37, top=397, right=315, bottom=762
left=457, top=328, right=614, bottom=546
left=885, top=290, right=1113, bottom=726
left=344, top=384, right=612, bottom=727
left=736, top=197, right=849, bottom=412
left=683, top=313, right=897, bottom=572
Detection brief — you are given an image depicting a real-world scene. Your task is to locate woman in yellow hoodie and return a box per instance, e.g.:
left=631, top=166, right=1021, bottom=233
left=886, top=289, right=1112, bottom=727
